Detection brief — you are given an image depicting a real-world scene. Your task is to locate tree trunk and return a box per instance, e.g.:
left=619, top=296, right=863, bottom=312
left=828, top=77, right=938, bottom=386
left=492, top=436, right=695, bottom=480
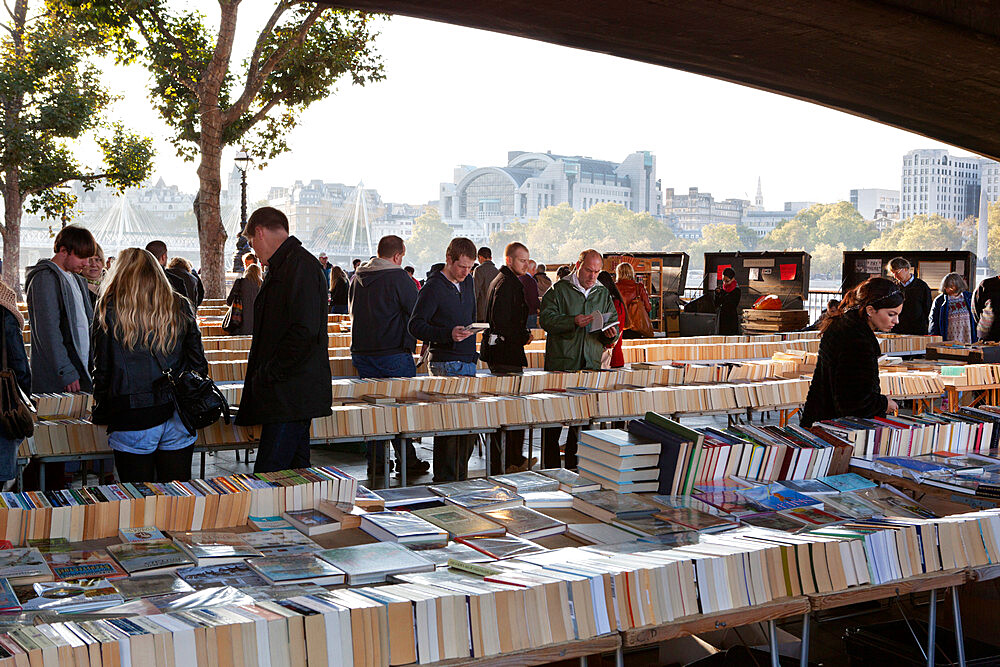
left=1, top=175, right=23, bottom=299
left=196, top=108, right=227, bottom=299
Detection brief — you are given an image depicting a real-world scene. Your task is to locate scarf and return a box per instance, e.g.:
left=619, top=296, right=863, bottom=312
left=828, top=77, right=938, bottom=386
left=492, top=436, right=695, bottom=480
left=0, top=280, right=23, bottom=329
left=721, top=279, right=738, bottom=293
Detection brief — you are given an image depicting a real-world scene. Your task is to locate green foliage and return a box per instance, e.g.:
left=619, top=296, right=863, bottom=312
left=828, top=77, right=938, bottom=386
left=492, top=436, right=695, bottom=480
left=488, top=202, right=677, bottom=264
left=406, top=208, right=454, bottom=270
left=1, top=1, right=152, bottom=219
left=867, top=214, right=965, bottom=253
left=810, top=242, right=847, bottom=277
left=687, top=223, right=745, bottom=269
left=762, top=202, right=877, bottom=253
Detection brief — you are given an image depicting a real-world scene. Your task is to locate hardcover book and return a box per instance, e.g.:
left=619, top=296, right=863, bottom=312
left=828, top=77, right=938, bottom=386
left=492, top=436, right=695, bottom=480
left=428, top=478, right=498, bottom=497
left=480, top=506, right=567, bottom=539
left=44, top=550, right=128, bottom=581
left=176, top=562, right=268, bottom=589
left=247, top=553, right=346, bottom=586
left=487, top=471, right=560, bottom=493
left=239, top=529, right=322, bottom=555
left=359, top=511, right=449, bottom=548
left=247, top=516, right=295, bottom=531
left=281, top=509, right=341, bottom=536
left=171, top=532, right=264, bottom=565
left=571, top=489, right=657, bottom=522
left=19, top=579, right=123, bottom=614
left=537, top=467, right=601, bottom=493
left=412, top=505, right=506, bottom=538
left=737, top=483, right=824, bottom=512
left=317, top=542, right=434, bottom=585
left=106, top=540, right=195, bottom=574
left=111, top=573, right=195, bottom=599
left=0, top=549, right=52, bottom=584
left=654, top=506, right=739, bottom=533
left=457, top=534, right=548, bottom=560
left=741, top=512, right=808, bottom=533
left=444, top=486, right=524, bottom=512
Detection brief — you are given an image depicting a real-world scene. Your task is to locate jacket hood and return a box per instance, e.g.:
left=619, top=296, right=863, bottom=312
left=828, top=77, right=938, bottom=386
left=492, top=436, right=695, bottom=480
left=24, top=259, right=61, bottom=291
left=354, top=258, right=405, bottom=287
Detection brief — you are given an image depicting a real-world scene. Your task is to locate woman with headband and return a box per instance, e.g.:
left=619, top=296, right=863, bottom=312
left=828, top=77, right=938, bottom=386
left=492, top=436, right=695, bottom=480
left=800, top=277, right=903, bottom=427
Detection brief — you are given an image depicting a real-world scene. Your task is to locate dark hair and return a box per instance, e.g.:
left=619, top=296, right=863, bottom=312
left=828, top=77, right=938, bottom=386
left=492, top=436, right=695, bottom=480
left=536, top=263, right=546, bottom=272
left=598, top=270, right=624, bottom=303
left=505, top=242, right=527, bottom=257
left=352, top=258, right=361, bottom=267
left=330, top=266, right=347, bottom=285
left=722, top=267, right=736, bottom=280
left=427, top=262, right=445, bottom=277
left=53, top=225, right=97, bottom=258
left=244, top=207, right=289, bottom=236
left=827, top=299, right=840, bottom=309
left=446, top=237, right=477, bottom=262
left=478, top=246, right=492, bottom=260
left=144, top=240, right=167, bottom=261
left=377, top=235, right=405, bottom=259
left=404, top=266, right=415, bottom=275
left=888, top=257, right=911, bottom=272
left=821, top=277, right=903, bottom=331
left=556, top=265, right=572, bottom=279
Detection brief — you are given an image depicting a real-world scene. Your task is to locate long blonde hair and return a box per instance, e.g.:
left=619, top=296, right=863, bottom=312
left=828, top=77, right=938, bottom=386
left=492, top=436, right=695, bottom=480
left=95, top=247, right=184, bottom=354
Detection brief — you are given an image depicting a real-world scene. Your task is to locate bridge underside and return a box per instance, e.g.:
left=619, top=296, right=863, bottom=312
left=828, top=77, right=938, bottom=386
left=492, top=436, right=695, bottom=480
left=327, top=0, right=1000, bottom=160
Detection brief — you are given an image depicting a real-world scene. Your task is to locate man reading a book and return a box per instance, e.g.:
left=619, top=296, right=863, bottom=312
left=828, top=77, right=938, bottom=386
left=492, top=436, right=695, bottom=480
left=539, top=248, right=619, bottom=469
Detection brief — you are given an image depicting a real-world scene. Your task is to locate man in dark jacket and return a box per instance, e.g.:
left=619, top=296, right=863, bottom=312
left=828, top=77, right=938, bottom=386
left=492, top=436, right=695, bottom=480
left=146, top=240, right=190, bottom=301
left=482, top=242, right=536, bottom=474
left=350, top=235, right=428, bottom=477
left=235, top=207, right=332, bottom=473
left=974, top=274, right=1000, bottom=341
left=520, top=259, right=541, bottom=329
left=887, top=257, right=932, bottom=335
left=409, top=237, right=478, bottom=483
left=472, top=246, right=498, bottom=321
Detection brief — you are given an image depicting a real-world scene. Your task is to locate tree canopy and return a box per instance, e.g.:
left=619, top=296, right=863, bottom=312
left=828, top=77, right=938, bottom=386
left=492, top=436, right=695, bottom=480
left=867, top=213, right=966, bottom=253
left=762, top=202, right=877, bottom=253
left=405, top=208, right=454, bottom=271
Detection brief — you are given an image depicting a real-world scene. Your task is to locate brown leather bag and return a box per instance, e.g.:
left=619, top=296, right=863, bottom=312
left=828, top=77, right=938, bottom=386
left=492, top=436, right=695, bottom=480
left=626, top=285, right=654, bottom=338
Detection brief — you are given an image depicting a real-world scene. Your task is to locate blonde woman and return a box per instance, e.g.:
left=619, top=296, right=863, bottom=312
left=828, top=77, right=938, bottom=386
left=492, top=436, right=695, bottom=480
left=615, top=261, right=652, bottom=338
left=91, top=248, right=208, bottom=482
left=82, top=243, right=106, bottom=305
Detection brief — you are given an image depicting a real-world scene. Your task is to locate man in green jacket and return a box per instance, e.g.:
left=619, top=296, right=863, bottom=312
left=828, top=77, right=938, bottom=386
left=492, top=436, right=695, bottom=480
left=539, top=248, right=619, bottom=469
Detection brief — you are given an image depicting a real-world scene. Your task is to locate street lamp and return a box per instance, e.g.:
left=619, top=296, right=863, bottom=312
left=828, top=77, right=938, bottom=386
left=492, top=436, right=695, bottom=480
left=232, top=150, right=252, bottom=272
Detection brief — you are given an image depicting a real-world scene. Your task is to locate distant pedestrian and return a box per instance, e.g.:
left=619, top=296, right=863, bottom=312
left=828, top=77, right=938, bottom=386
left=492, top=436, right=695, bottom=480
left=520, top=259, right=541, bottom=329
left=0, top=280, right=29, bottom=484
left=409, top=237, right=479, bottom=482
left=166, top=257, right=202, bottom=306
left=556, top=265, right=572, bottom=280
left=235, top=207, right=332, bottom=473
left=91, top=247, right=209, bottom=483
left=887, top=257, right=932, bottom=335
left=598, top=271, right=626, bottom=368
left=482, top=242, right=537, bottom=474
left=145, top=240, right=189, bottom=301
left=350, top=235, right=428, bottom=478
left=318, top=252, right=332, bottom=285
left=83, top=243, right=106, bottom=306
left=225, top=263, right=262, bottom=336
left=930, top=272, right=975, bottom=344
left=404, top=265, right=421, bottom=290
left=714, top=267, right=741, bottom=335
left=348, top=258, right=362, bottom=280
left=473, top=246, right=499, bottom=321
left=330, top=265, right=349, bottom=315
left=535, top=263, right=553, bottom=296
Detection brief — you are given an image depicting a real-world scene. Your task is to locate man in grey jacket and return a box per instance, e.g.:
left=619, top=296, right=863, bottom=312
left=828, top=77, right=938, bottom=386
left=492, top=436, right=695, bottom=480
left=472, top=246, right=499, bottom=322
left=25, top=225, right=97, bottom=393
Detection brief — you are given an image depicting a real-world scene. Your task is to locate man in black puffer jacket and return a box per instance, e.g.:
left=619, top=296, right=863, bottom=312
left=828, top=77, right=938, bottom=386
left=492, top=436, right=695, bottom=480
left=235, top=207, right=332, bottom=473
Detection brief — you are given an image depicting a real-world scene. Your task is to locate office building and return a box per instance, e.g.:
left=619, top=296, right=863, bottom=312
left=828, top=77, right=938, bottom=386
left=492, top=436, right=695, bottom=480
left=850, top=188, right=900, bottom=221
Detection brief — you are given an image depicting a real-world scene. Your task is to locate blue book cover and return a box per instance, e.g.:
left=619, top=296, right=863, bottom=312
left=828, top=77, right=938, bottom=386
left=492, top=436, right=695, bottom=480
left=777, top=479, right=837, bottom=495
left=737, top=483, right=823, bottom=512
left=876, top=456, right=949, bottom=473
left=818, top=473, right=877, bottom=493
left=0, top=578, right=18, bottom=610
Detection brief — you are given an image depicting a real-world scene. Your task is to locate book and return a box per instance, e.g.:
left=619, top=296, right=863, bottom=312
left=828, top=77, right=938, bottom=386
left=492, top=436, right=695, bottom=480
left=537, top=467, right=601, bottom=493
left=445, top=486, right=524, bottom=512
left=247, top=554, right=346, bottom=586
left=565, top=523, right=638, bottom=545
left=359, top=511, right=449, bottom=548
left=317, top=542, right=434, bottom=585
left=612, top=514, right=692, bottom=538
left=0, top=548, right=52, bottom=584
left=354, top=485, right=386, bottom=510
left=817, top=472, right=877, bottom=493
left=110, top=573, right=195, bottom=599
left=413, top=542, right=498, bottom=567
left=0, top=579, right=18, bottom=611
left=118, top=526, right=167, bottom=542
left=521, top=490, right=574, bottom=508
left=239, top=529, right=322, bottom=555
left=412, top=505, right=506, bottom=538
left=488, top=471, right=560, bottom=493
left=19, top=579, right=123, bottom=614
left=691, top=490, right=760, bottom=517
left=653, top=506, right=739, bottom=533
left=375, top=485, right=444, bottom=510
left=43, top=550, right=128, bottom=581
left=480, top=506, right=567, bottom=539
left=457, top=535, right=548, bottom=560
left=777, top=479, right=837, bottom=495
left=281, top=509, right=341, bottom=536
left=781, top=506, right=846, bottom=527
left=428, top=478, right=498, bottom=497
left=106, top=540, right=195, bottom=574
left=317, top=499, right=367, bottom=529
left=578, top=428, right=661, bottom=456
left=247, top=515, right=295, bottom=531
left=571, top=489, right=657, bottom=522
left=26, top=538, right=72, bottom=554
left=171, top=531, right=264, bottom=566
left=176, top=562, right=268, bottom=589
left=741, top=512, right=808, bottom=533
left=737, top=483, right=824, bottom=512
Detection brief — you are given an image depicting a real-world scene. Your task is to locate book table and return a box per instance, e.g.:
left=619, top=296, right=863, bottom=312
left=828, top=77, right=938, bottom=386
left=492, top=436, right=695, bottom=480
left=944, top=384, right=1000, bottom=412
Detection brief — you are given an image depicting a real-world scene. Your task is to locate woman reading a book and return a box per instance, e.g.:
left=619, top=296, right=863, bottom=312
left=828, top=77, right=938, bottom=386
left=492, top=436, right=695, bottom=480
left=800, top=277, right=902, bottom=427
left=91, top=247, right=209, bottom=483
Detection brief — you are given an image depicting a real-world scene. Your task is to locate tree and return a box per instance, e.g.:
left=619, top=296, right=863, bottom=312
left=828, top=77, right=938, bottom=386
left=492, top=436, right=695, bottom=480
left=687, top=223, right=745, bottom=269
left=82, top=1, right=385, bottom=296
left=762, top=202, right=877, bottom=254
left=810, top=242, right=846, bottom=277
left=869, top=214, right=965, bottom=253
left=0, top=0, right=153, bottom=293
left=405, top=209, right=453, bottom=271
left=763, top=217, right=812, bottom=252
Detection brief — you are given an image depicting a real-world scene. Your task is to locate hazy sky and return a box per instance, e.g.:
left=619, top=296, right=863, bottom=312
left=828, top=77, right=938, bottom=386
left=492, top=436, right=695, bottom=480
left=101, top=11, right=970, bottom=209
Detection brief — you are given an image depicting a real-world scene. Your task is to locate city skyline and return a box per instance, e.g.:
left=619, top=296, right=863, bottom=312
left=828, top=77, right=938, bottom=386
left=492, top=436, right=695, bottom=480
left=86, top=14, right=974, bottom=210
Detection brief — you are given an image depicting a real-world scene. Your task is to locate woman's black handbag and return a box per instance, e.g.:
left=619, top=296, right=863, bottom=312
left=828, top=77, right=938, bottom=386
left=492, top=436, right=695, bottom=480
left=222, top=279, right=243, bottom=333
left=154, top=354, right=230, bottom=436
left=0, top=321, right=34, bottom=440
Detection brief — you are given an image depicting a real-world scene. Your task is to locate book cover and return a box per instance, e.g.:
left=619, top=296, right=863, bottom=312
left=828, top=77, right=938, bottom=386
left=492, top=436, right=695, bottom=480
left=247, top=554, right=346, bottom=585
left=176, top=562, right=268, bottom=589
left=817, top=473, right=877, bottom=493
left=171, top=532, right=263, bottom=560
left=25, top=539, right=71, bottom=554
left=612, top=514, right=692, bottom=538
left=457, top=535, right=548, bottom=560
left=737, top=483, right=823, bottom=512
left=570, top=489, right=656, bottom=521
left=106, top=540, right=195, bottom=574
left=781, top=507, right=846, bottom=527
left=0, top=549, right=52, bottom=582
left=413, top=542, right=497, bottom=567
left=317, top=542, right=434, bottom=584
left=521, top=490, right=574, bottom=508
left=19, top=579, right=123, bottom=613
left=44, top=551, right=128, bottom=581
left=111, top=573, right=195, bottom=599
left=282, top=509, right=341, bottom=535
left=118, top=527, right=167, bottom=542
left=239, top=529, right=321, bottom=555
left=247, top=516, right=295, bottom=531
left=777, top=479, right=837, bottom=495
left=359, top=511, right=449, bottom=547
left=487, top=471, right=560, bottom=493
left=654, top=506, right=738, bottom=533
left=427, top=478, right=497, bottom=498
left=412, top=505, right=505, bottom=538
left=537, top=467, right=601, bottom=493
left=480, top=506, right=567, bottom=539
left=444, top=486, right=523, bottom=512
left=0, top=579, right=18, bottom=610
left=690, top=491, right=758, bottom=517
left=741, top=512, right=807, bottom=533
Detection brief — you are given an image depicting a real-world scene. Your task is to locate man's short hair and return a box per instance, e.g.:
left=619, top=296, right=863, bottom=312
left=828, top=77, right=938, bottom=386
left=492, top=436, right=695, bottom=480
left=446, top=237, right=477, bottom=263
left=352, top=258, right=361, bottom=267
left=888, top=257, right=911, bottom=271
left=478, top=246, right=492, bottom=260
left=578, top=248, right=602, bottom=265
left=536, top=263, right=546, bottom=272
left=243, top=207, right=289, bottom=237
left=144, top=240, right=167, bottom=261
left=505, top=242, right=527, bottom=258
left=54, top=225, right=97, bottom=258
left=556, top=265, right=572, bottom=279
left=377, top=235, right=405, bottom=259
left=404, top=266, right=415, bottom=275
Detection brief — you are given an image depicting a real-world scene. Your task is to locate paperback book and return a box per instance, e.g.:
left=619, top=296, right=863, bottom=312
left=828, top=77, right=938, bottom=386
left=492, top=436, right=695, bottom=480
left=247, top=554, right=346, bottom=586
left=171, top=532, right=264, bottom=566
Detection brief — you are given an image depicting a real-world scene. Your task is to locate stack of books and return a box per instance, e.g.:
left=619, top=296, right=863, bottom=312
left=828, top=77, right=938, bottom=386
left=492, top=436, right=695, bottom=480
left=577, top=429, right=661, bottom=493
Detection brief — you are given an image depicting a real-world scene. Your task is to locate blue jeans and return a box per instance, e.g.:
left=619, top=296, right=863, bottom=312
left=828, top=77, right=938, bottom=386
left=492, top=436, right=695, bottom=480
left=0, top=434, right=20, bottom=482
left=331, top=304, right=348, bottom=315
left=108, top=411, right=197, bottom=455
left=352, top=353, right=419, bottom=468
left=254, top=420, right=312, bottom=473
left=429, top=360, right=477, bottom=482
left=526, top=314, right=538, bottom=329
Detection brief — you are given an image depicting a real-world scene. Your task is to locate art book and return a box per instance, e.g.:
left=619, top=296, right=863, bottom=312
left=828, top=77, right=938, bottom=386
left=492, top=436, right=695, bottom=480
left=44, top=550, right=127, bottom=581
left=247, top=554, right=346, bottom=586
left=118, top=527, right=167, bottom=542
left=737, top=483, right=823, bottom=512
left=106, top=540, right=195, bottom=574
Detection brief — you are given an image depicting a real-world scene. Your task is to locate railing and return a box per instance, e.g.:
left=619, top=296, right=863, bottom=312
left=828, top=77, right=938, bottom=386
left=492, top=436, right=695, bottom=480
left=680, top=286, right=842, bottom=323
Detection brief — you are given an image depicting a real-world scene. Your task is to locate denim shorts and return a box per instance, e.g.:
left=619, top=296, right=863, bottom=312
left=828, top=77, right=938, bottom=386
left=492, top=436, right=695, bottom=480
left=429, top=360, right=477, bottom=378
left=108, top=411, right=197, bottom=455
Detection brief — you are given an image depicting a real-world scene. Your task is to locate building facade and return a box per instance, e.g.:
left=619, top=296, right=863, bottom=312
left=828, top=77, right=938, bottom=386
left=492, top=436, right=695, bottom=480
left=900, top=149, right=988, bottom=221
left=662, top=187, right=747, bottom=240
left=439, top=150, right=662, bottom=241
left=850, top=188, right=900, bottom=221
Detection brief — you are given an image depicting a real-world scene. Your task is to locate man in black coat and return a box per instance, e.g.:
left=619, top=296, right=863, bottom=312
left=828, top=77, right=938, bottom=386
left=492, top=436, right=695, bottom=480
left=887, top=257, right=932, bottom=335
left=974, top=274, right=1000, bottom=341
left=481, top=242, right=536, bottom=474
left=235, top=207, right=332, bottom=473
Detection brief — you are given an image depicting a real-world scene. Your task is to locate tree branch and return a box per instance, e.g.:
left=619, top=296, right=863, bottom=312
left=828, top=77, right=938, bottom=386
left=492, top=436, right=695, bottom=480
left=242, top=94, right=283, bottom=131
left=245, top=1, right=291, bottom=87
left=126, top=9, right=200, bottom=95
left=21, top=173, right=112, bottom=198
left=223, top=3, right=323, bottom=126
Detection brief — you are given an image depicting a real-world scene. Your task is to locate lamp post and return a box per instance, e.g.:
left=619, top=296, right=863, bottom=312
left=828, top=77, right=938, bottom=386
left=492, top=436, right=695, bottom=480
left=232, top=150, right=252, bottom=273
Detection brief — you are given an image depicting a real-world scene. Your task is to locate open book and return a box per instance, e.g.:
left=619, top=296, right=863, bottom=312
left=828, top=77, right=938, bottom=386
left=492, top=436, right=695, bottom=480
left=587, top=310, right=618, bottom=333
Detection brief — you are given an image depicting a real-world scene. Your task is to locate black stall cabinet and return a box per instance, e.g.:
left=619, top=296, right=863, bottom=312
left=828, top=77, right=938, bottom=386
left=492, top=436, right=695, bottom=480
left=702, top=251, right=811, bottom=311
left=841, top=250, right=976, bottom=296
